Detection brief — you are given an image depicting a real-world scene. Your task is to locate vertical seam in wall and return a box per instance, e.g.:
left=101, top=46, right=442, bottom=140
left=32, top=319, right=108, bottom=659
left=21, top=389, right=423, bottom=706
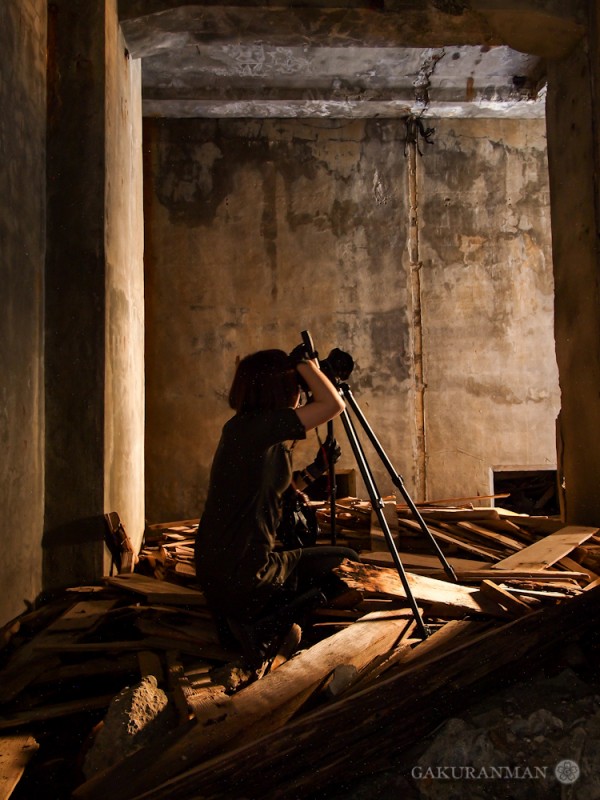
left=407, top=141, right=427, bottom=501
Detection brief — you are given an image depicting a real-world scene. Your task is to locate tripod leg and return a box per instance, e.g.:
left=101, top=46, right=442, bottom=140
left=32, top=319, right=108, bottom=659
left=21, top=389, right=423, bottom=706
left=338, top=408, right=429, bottom=639
left=327, top=420, right=337, bottom=545
left=340, top=384, right=458, bottom=584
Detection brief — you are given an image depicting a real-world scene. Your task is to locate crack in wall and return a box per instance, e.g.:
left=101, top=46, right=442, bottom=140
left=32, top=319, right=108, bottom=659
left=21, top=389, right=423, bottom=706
left=407, top=133, right=427, bottom=501
left=413, top=48, right=446, bottom=108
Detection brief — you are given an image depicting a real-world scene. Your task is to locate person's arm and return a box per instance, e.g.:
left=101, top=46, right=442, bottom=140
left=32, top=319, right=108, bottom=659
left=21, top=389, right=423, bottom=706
left=294, top=360, right=344, bottom=431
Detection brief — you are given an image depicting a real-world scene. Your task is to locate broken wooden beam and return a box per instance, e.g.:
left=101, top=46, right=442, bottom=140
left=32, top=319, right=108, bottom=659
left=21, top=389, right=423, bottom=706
left=333, top=559, right=508, bottom=618
left=72, top=608, right=413, bottom=800
left=128, top=583, right=600, bottom=800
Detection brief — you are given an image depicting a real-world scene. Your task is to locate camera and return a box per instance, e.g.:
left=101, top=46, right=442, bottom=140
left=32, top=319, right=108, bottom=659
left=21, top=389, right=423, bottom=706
left=297, top=330, right=354, bottom=383
left=319, top=347, right=354, bottom=382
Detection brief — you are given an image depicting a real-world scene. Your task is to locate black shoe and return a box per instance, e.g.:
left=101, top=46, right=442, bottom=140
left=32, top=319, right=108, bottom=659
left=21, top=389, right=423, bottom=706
left=225, top=617, right=270, bottom=667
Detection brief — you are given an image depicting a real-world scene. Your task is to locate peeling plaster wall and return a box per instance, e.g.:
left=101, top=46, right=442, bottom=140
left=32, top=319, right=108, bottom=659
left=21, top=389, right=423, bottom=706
left=0, top=0, right=46, bottom=623
left=144, top=116, right=559, bottom=523
left=419, top=118, right=560, bottom=502
left=144, top=118, right=414, bottom=522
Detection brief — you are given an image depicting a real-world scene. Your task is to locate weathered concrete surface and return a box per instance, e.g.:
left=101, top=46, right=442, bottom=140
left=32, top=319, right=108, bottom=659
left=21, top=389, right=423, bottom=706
left=119, top=0, right=585, bottom=119
left=120, top=0, right=585, bottom=57
left=144, top=118, right=413, bottom=522
left=44, top=0, right=146, bottom=592
left=45, top=0, right=107, bottom=587
left=420, top=118, right=559, bottom=502
left=546, top=4, right=600, bottom=525
left=104, top=2, right=145, bottom=549
left=0, top=0, right=47, bottom=624
left=144, top=115, right=558, bottom=521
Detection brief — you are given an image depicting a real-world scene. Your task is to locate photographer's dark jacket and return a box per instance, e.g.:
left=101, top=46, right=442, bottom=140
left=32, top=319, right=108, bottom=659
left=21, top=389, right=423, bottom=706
left=194, top=407, right=306, bottom=620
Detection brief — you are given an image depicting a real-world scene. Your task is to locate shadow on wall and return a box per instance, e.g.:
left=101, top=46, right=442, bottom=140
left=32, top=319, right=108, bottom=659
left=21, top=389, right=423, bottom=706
left=42, top=516, right=108, bottom=593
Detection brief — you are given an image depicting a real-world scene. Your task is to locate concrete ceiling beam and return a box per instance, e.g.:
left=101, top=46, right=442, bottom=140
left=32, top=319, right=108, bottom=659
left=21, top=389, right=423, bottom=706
left=119, top=1, right=585, bottom=59
left=471, top=1, right=586, bottom=59
left=142, top=96, right=545, bottom=117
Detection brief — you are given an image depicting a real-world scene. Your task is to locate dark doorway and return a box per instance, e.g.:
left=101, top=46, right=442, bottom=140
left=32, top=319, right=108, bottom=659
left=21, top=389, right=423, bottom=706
left=493, top=468, right=559, bottom=516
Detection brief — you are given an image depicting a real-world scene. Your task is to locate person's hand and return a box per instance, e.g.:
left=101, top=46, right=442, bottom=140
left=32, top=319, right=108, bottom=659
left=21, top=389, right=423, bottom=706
left=288, top=343, right=311, bottom=367
left=316, top=434, right=341, bottom=470
left=304, top=434, right=341, bottom=482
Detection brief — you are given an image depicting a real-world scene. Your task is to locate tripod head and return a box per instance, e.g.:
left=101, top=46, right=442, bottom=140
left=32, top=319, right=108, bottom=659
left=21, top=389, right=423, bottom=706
left=300, top=329, right=354, bottom=384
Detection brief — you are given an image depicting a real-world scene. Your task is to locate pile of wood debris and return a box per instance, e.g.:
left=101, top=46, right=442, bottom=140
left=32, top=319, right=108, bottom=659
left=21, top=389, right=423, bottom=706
left=2, top=497, right=600, bottom=800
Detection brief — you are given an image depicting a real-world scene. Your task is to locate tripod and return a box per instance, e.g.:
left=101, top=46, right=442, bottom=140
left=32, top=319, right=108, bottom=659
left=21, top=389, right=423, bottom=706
left=302, top=332, right=458, bottom=640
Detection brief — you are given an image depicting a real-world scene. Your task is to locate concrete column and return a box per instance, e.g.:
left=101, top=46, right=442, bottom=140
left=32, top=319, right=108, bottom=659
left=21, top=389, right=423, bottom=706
left=546, top=8, right=600, bottom=524
left=44, top=0, right=144, bottom=589
left=0, top=0, right=47, bottom=624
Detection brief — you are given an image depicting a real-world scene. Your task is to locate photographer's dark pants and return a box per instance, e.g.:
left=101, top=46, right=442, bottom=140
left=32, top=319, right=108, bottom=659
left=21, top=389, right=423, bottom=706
left=291, top=545, right=360, bottom=599
left=220, top=546, right=360, bottom=661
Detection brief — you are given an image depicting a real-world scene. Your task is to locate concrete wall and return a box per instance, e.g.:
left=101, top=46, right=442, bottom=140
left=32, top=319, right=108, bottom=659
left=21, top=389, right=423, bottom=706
left=546, top=7, right=600, bottom=524
left=144, top=116, right=559, bottom=523
left=144, top=118, right=414, bottom=522
left=420, top=118, right=560, bottom=502
left=0, top=0, right=47, bottom=623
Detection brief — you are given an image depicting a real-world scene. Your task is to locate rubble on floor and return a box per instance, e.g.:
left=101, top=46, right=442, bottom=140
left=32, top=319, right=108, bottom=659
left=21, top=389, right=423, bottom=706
left=2, top=498, right=600, bottom=799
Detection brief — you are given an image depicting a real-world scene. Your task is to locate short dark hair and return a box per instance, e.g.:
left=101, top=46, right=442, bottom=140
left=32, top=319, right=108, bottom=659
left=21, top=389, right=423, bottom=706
left=228, top=349, right=299, bottom=412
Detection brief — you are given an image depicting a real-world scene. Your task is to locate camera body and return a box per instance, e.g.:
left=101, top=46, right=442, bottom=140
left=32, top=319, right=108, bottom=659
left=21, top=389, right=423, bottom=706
left=298, top=329, right=354, bottom=383
left=320, top=347, right=354, bottom=382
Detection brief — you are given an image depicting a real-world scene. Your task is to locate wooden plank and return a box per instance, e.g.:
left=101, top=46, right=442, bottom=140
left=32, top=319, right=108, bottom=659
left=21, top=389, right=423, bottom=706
left=32, top=653, right=140, bottom=685
left=372, top=618, right=493, bottom=675
left=166, top=653, right=227, bottom=721
left=455, top=521, right=525, bottom=553
left=437, top=523, right=506, bottom=558
left=174, top=562, right=196, bottom=577
left=473, top=517, right=537, bottom=541
left=0, top=695, right=116, bottom=731
left=496, top=514, right=564, bottom=535
left=166, top=653, right=196, bottom=722
left=0, top=598, right=108, bottom=704
left=400, top=507, right=502, bottom=522
left=502, top=587, right=574, bottom=601
left=360, top=551, right=491, bottom=573
left=161, top=539, right=196, bottom=549
left=0, top=734, right=38, bottom=799
left=47, top=599, right=119, bottom=632
left=123, top=583, right=600, bottom=800
left=491, top=526, right=600, bottom=571
left=104, top=574, right=206, bottom=605
left=478, top=580, right=532, bottom=617
left=138, top=650, right=165, bottom=683
left=327, top=617, right=417, bottom=696
left=146, top=519, right=199, bottom=532
left=557, top=555, right=600, bottom=584
left=439, top=569, right=589, bottom=583
left=135, top=616, right=220, bottom=647
left=397, top=518, right=503, bottom=561
left=333, top=559, right=507, bottom=618
left=400, top=493, right=509, bottom=507
left=72, top=608, right=413, bottom=800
